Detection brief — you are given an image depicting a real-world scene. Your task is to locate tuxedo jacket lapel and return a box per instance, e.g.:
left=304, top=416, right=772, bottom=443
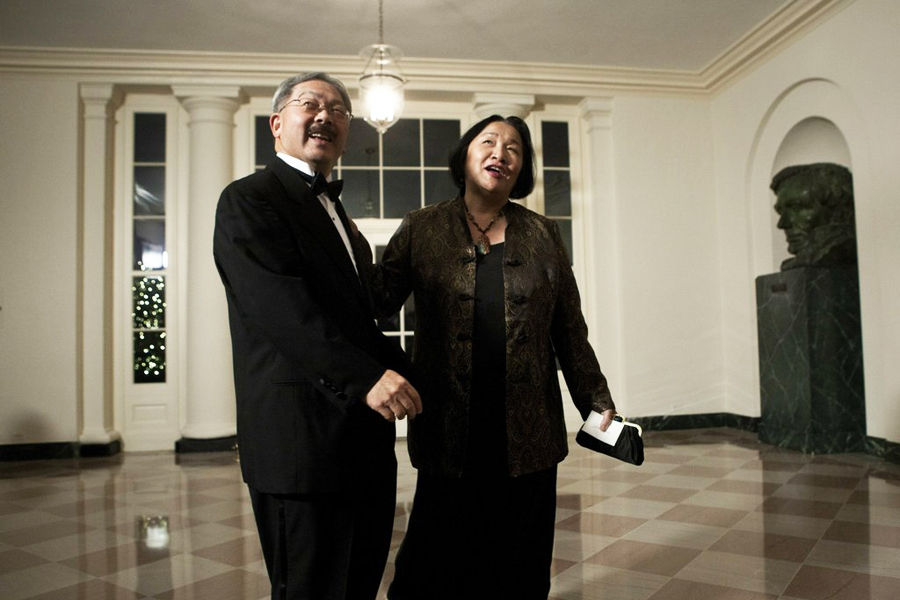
left=268, top=159, right=365, bottom=300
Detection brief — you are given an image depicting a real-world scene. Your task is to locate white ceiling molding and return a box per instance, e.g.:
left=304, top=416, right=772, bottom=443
left=700, top=0, right=854, bottom=90
left=0, top=0, right=848, bottom=99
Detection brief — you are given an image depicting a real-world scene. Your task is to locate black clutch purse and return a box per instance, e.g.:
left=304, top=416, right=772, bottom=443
left=576, top=412, right=644, bottom=466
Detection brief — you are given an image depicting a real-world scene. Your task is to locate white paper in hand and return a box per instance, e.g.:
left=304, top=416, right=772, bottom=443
left=581, top=411, right=623, bottom=445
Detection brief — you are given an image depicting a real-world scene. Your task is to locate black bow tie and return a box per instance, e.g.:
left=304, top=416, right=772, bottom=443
left=308, top=172, right=343, bottom=203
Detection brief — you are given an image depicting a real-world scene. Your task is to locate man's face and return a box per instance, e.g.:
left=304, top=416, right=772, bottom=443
left=269, top=79, right=350, bottom=175
left=774, top=177, right=827, bottom=256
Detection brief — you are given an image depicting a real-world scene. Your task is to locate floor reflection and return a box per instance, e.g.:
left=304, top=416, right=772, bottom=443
left=0, top=430, right=898, bottom=600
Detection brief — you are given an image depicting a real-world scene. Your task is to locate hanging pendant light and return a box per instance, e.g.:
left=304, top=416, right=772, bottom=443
left=358, top=0, right=406, bottom=134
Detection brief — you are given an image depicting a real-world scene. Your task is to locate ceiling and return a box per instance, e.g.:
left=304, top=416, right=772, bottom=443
left=1, top=0, right=794, bottom=73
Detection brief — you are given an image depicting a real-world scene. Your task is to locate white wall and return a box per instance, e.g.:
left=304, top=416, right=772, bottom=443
left=0, top=76, right=81, bottom=443
left=711, top=0, right=900, bottom=442
left=607, top=95, right=723, bottom=417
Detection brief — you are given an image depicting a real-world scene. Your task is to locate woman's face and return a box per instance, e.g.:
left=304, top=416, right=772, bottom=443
left=463, top=121, right=523, bottom=198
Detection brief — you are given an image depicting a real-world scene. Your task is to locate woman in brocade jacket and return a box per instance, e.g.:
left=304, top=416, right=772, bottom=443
left=368, top=115, right=616, bottom=600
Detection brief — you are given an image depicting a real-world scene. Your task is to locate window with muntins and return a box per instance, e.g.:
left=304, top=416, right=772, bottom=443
left=541, top=120, right=573, bottom=263
left=336, top=118, right=460, bottom=218
left=253, top=117, right=461, bottom=214
left=131, top=113, right=167, bottom=383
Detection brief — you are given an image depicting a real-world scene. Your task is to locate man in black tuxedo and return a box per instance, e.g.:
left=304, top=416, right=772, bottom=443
left=213, top=72, right=421, bottom=600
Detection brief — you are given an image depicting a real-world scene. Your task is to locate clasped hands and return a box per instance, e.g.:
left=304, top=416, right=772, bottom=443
left=366, top=369, right=422, bottom=422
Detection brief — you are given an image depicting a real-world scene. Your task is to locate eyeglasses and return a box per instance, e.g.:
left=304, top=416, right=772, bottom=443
left=279, top=98, right=352, bottom=121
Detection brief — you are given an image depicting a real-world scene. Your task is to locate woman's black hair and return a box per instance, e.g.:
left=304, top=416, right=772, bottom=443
left=448, top=115, right=535, bottom=199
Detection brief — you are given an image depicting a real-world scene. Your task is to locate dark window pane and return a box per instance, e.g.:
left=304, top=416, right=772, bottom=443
left=404, top=333, right=415, bottom=353
left=425, top=171, right=457, bottom=205
left=383, top=170, right=421, bottom=218
left=541, top=121, right=569, bottom=168
left=132, top=276, right=167, bottom=329
left=343, top=119, right=380, bottom=166
left=133, top=219, right=166, bottom=271
left=553, top=218, right=573, bottom=265
left=544, top=170, right=571, bottom=216
left=423, top=119, right=460, bottom=167
left=341, top=169, right=380, bottom=218
left=378, top=313, right=400, bottom=332
left=133, top=166, right=165, bottom=215
left=255, top=115, right=275, bottom=166
left=134, top=330, right=166, bottom=383
left=383, top=119, right=419, bottom=167
left=134, top=113, right=166, bottom=163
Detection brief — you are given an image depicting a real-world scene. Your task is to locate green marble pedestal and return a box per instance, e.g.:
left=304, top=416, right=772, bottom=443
left=755, top=266, right=866, bottom=453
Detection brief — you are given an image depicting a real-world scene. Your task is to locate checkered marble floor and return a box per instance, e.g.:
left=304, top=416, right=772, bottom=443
left=1, top=428, right=899, bottom=599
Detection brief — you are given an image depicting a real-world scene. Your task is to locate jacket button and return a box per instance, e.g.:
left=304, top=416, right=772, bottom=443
left=458, top=293, right=474, bottom=301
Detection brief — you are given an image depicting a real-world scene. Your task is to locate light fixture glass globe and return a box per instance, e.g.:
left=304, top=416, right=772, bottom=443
left=359, top=44, right=406, bottom=134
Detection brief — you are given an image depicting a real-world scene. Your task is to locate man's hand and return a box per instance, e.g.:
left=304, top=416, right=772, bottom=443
left=597, top=408, right=616, bottom=431
left=366, top=370, right=422, bottom=421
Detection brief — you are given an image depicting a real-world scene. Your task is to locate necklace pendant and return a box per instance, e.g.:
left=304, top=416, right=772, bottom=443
left=476, top=236, right=491, bottom=256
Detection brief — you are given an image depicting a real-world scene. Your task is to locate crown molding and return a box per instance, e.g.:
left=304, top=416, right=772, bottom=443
left=700, top=0, right=854, bottom=91
left=0, top=45, right=705, bottom=96
left=0, top=0, right=850, bottom=99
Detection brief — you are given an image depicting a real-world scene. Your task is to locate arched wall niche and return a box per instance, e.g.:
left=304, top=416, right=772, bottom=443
left=744, top=76, right=877, bottom=424
left=745, top=78, right=867, bottom=277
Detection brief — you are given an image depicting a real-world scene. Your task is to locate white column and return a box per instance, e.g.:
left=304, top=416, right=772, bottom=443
left=472, top=93, right=536, bottom=120
left=173, top=86, right=242, bottom=442
left=79, top=83, right=121, bottom=449
left=578, top=97, right=626, bottom=404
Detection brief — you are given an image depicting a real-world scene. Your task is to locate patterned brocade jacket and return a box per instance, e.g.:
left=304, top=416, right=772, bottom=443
left=366, top=196, right=615, bottom=478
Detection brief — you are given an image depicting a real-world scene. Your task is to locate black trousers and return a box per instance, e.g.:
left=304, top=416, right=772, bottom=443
left=249, top=462, right=397, bottom=600
left=388, top=466, right=558, bottom=600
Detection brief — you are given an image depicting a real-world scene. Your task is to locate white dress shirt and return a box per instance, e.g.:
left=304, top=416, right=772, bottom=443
left=276, top=153, right=357, bottom=273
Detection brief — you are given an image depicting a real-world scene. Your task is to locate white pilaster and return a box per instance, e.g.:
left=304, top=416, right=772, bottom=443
left=79, top=83, right=121, bottom=447
left=578, top=97, right=626, bottom=405
left=472, top=93, right=536, bottom=120
left=173, top=86, right=242, bottom=440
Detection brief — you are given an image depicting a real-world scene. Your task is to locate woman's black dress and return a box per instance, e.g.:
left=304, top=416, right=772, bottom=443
left=389, top=244, right=558, bottom=600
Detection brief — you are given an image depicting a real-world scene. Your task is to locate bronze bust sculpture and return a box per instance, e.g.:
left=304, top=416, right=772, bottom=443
left=771, top=162, right=856, bottom=270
